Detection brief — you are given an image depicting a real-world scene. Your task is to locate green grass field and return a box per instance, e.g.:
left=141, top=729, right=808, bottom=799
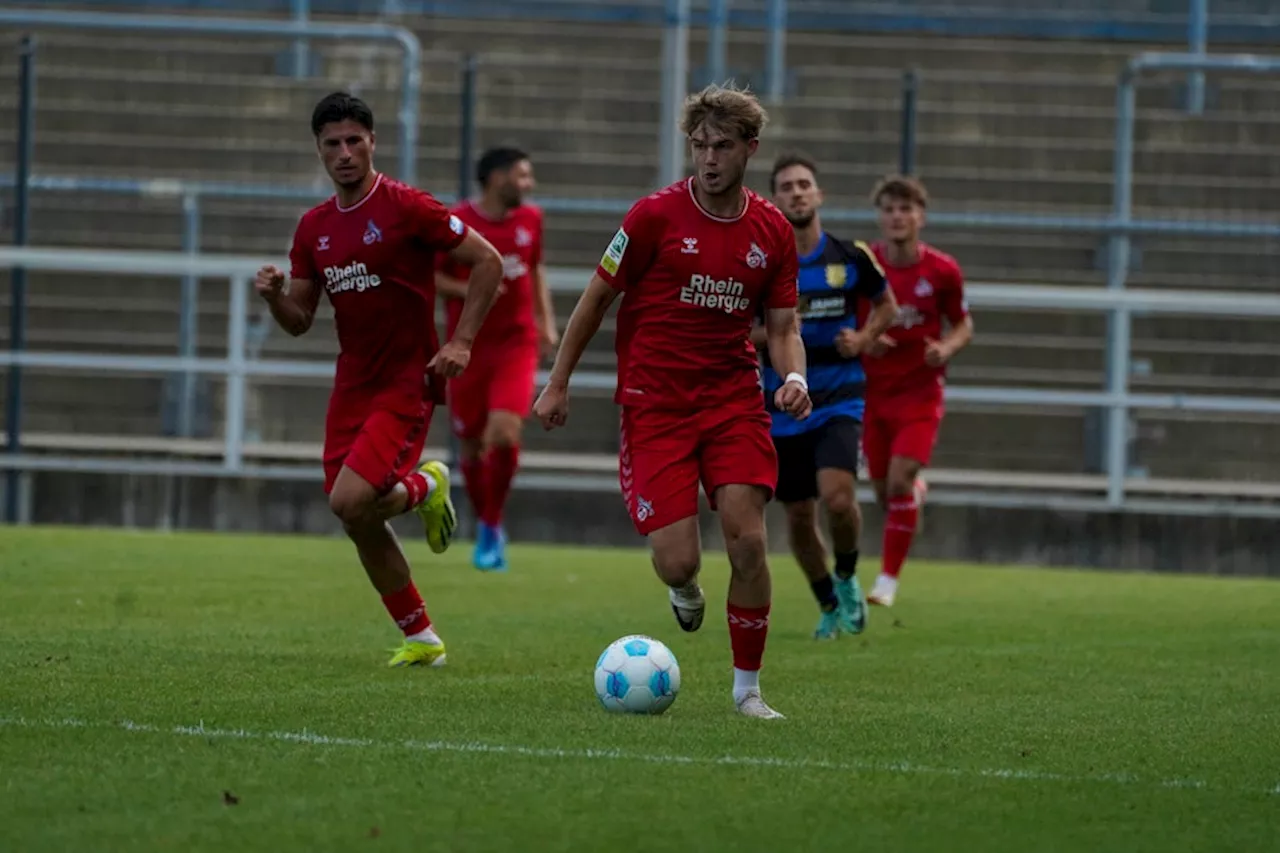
left=2, top=525, right=1277, bottom=852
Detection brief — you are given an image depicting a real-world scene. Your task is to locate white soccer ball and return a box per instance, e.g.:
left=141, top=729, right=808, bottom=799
left=593, top=634, right=681, bottom=714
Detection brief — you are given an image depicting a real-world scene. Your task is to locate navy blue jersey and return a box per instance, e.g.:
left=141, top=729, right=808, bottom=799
left=761, top=232, right=887, bottom=436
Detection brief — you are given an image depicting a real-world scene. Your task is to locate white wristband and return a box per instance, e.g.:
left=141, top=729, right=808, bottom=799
left=784, top=372, right=808, bottom=390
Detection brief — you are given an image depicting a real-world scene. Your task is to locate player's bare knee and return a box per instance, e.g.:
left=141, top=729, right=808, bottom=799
left=651, top=550, right=699, bottom=588
left=726, top=529, right=768, bottom=581
left=820, top=486, right=857, bottom=522
left=329, top=491, right=374, bottom=529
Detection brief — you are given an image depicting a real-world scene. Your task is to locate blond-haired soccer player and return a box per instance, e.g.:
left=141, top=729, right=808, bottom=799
left=535, top=84, right=810, bottom=719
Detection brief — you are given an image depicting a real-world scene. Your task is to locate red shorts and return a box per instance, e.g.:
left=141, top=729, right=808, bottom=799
left=447, top=341, right=539, bottom=440
left=619, top=401, right=777, bottom=536
left=323, top=401, right=432, bottom=495
left=862, top=389, right=945, bottom=481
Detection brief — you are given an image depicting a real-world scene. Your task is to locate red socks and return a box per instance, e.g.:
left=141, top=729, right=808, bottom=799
left=460, top=456, right=488, bottom=523
left=480, top=445, right=519, bottom=527
left=399, top=470, right=431, bottom=509
left=726, top=602, right=770, bottom=671
left=381, top=581, right=431, bottom=636
left=882, top=494, right=920, bottom=579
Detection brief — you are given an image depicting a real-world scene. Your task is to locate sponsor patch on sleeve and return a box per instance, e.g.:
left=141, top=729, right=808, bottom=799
left=600, top=228, right=629, bottom=276
left=449, top=214, right=464, bottom=235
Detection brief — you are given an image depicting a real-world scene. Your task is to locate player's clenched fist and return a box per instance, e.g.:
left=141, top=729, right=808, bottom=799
left=429, top=339, right=471, bottom=379
left=533, top=381, right=569, bottom=430
left=775, top=378, right=812, bottom=421
left=254, top=265, right=286, bottom=301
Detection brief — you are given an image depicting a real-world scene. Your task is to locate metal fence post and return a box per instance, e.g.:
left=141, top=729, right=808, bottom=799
left=291, top=0, right=310, bottom=79
left=899, top=68, right=919, bottom=175
left=396, top=30, right=422, bottom=186
left=458, top=53, right=477, bottom=201
left=765, top=0, right=787, bottom=103
left=658, top=0, right=691, bottom=187
left=177, top=192, right=201, bottom=440
left=5, top=34, right=35, bottom=524
left=1104, top=67, right=1139, bottom=508
left=707, top=0, right=729, bottom=85
left=224, top=274, right=248, bottom=471
left=1187, top=0, right=1208, bottom=115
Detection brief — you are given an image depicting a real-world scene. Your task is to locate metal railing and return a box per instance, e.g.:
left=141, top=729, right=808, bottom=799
left=1103, top=51, right=1280, bottom=505
left=0, top=8, right=424, bottom=185
left=2, top=246, right=1279, bottom=519
left=10, top=1, right=1265, bottom=108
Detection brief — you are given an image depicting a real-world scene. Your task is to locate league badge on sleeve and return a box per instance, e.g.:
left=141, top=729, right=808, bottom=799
left=449, top=215, right=464, bottom=235
left=601, top=228, right=629, bottom=276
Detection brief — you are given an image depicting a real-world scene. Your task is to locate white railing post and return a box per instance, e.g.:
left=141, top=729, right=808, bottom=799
left=224, top=274, right=249, bottom=471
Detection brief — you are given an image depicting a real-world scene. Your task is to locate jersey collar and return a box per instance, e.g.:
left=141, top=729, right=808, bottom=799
left=798, top=231, right=828, bottom=266
left=335, top=172, right=384, bottom=213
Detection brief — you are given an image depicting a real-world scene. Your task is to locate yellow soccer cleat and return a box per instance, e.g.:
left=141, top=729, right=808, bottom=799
left=413, top=460, right=457, bottom=554
left=387, top=639, right=447, bottom=668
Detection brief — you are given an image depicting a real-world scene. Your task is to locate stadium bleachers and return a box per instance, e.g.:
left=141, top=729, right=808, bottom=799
left=0, top=5, right=1278, bottom=487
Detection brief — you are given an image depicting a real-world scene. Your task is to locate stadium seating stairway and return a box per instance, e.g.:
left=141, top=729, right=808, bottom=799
left=0, top=9, right=1277, bottom=481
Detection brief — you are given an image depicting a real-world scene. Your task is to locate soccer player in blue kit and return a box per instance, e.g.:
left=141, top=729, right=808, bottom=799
left=757, top=153, right=899, bottom=639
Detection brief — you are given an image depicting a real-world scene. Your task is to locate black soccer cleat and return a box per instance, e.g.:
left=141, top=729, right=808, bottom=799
left=668, top=585, right=706, bottom=633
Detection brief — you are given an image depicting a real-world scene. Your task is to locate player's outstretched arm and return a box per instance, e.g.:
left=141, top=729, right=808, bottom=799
left=533, top=273, right=618, bottom=429
left=445, top=230, right=504, bottom=344
left=924, top=263, right=975, bottom=367
left=547, top=273, right=617, bottom=388
left=434, top=270, right=469, bottom=301
left=254, top=265, right=319, bottom=337
left=765, top=306, right=812, bottom=420
left=862, top=289, right=899, bottom=343
left=533, top=264, right=559, bottom=354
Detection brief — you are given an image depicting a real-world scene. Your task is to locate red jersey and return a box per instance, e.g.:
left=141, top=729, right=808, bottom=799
left=288, top=173, right=467, bottom=414
left=864, top=242, right=969, bottom=398
left=595, top=178, right=798, bottom=410
left=438, top=201, right=543, bottom=352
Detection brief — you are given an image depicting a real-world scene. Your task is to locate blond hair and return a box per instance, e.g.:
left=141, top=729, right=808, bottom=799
left=680, top=83, right=768, bottom=141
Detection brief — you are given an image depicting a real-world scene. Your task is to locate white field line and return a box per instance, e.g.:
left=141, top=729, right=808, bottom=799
left=0, top=716, right=1267, bottom=796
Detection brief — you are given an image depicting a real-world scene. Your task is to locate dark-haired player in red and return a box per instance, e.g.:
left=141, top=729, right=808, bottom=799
left=863, top=175, right=974, bottom=608
left=534, top=84, right=810, bottom=719
left=437, top=146, right=557, bottom=572
left=255, top=91, right=504, bottom=667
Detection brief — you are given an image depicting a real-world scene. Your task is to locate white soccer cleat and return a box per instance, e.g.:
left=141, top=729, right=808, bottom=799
left=735, top=689, right=786, bottom=720
left=668, top=582, right=705, bottom=633
left=868, top=573, right=899, bottom=608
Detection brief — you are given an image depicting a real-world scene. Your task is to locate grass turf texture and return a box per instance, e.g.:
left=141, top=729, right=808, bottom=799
left=2, top=526, right=1277, bottom=852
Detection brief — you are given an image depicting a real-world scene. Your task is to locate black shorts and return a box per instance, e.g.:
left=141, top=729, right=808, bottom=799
left=773, top=416, right=862, bottom=504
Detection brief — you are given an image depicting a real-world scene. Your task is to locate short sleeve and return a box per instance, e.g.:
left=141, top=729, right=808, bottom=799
left=407, top=189, right=467, bottom=252
left=434, top=208, right=471, bottom=282
left=763, top=225, right=799, bottom=310
left=288, top=216, right=317, bottom=282
left=849, top=240, right=888, bottom=300
left=596, top=198, right=661, bottom=291
left=939, top=257, right=970, bottom=324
